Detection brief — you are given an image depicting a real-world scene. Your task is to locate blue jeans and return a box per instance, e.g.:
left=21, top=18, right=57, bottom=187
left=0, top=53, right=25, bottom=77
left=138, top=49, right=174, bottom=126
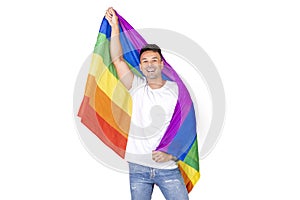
left=128, top=162, right=189, bottom=200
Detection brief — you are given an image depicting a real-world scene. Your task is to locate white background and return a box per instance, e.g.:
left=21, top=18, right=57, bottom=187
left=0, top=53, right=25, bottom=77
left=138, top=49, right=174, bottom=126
left=1, top=0, right=299, bottom=199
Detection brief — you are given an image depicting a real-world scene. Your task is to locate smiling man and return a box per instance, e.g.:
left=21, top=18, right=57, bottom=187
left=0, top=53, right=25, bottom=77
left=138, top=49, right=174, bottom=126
left=105, top=7, right=189, bottom=200
left=139, top=46, right=165, bottom=85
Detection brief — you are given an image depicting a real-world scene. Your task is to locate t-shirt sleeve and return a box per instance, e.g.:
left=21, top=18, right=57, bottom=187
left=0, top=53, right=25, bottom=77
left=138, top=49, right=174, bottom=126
left=130, top=74, right=146, bottom=91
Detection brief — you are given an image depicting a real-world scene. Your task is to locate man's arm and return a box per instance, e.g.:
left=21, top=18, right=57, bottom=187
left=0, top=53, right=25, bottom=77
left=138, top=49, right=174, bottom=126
left=105, top=7, right=134, bottom=90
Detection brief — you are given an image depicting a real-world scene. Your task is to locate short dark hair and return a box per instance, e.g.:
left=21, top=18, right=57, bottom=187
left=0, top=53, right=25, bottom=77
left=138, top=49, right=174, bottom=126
left=139, top=44, right=163, bottom=61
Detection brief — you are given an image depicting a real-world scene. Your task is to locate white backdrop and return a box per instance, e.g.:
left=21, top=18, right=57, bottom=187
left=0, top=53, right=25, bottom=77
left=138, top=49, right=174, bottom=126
left=1, top=0, right=299, bottom=199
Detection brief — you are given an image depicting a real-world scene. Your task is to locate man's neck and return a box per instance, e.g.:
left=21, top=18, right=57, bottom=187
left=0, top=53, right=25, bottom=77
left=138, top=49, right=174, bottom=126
left=146, top=78, right=166, bottom=89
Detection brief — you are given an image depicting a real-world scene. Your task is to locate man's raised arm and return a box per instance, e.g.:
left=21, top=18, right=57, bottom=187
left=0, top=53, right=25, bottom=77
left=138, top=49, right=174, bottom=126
left=105, top=7, right=134, bottom=90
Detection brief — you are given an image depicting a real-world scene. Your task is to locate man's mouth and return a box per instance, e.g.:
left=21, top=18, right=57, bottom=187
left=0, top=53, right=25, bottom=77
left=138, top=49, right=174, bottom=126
left=146, top=68, right=155, bottom=73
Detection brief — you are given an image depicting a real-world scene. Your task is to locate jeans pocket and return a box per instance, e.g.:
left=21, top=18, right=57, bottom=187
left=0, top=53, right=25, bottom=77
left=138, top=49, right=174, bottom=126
left=129, top=162, right=148, bottom=174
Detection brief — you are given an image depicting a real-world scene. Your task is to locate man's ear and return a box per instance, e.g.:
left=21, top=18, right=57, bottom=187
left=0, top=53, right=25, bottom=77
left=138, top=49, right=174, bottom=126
left=139, top=63, right=142, bottom=71
left=160, top=60, right=164, bottom=69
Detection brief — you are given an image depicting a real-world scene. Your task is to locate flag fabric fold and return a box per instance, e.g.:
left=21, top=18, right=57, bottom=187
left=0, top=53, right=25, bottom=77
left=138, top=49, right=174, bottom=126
left=78, top=11, right=200, bottom=192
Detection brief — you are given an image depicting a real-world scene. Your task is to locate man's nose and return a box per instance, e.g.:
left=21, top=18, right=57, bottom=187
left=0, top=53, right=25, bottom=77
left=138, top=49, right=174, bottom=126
left=148, top=61, right=154, bottom=66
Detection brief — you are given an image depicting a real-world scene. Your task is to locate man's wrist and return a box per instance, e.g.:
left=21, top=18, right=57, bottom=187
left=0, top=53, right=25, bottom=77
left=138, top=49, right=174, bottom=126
left=111, top=23, right=119, bottom=29
left=171, top=155, right=179, bottom=162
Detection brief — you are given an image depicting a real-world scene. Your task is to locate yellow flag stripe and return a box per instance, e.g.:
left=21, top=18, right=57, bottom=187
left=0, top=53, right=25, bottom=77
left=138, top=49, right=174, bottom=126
left=88, top=53, right=132, bottom=116
left=178, top=161, right=200, bottom=186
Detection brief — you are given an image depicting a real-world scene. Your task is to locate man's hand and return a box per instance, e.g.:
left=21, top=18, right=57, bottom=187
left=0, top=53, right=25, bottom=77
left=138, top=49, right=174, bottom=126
left=152, top=151, right=173, bottom=163
left=105, top=7, right=118, bottom=26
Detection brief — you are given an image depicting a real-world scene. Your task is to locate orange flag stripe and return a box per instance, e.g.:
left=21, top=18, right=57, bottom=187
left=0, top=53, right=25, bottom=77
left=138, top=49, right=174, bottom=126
left=84, top=74, right=131, bottom=137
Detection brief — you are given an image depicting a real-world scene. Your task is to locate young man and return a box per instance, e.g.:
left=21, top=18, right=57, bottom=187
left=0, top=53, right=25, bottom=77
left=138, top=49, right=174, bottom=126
left=105, top=7, right=189, bottom=200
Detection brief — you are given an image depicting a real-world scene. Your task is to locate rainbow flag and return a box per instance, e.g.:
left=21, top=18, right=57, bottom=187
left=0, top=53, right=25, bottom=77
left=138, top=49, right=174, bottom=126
left=78, top=11, right=200, bottom=192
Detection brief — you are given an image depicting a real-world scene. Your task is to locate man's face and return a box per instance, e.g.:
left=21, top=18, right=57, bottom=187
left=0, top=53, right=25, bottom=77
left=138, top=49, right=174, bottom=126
left=139, top=51, right=164, bottom=80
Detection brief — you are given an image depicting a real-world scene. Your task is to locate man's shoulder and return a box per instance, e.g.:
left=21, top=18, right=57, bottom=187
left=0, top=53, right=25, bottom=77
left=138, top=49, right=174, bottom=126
left=129, top=73, right=146, bottom=91
left=166, top=80, right=177, bottom=86
left=165, top=80, right=178, bottom=88
left=165, top=80, right=179, bottom=96
left=134, top=74, right=146, bottom=84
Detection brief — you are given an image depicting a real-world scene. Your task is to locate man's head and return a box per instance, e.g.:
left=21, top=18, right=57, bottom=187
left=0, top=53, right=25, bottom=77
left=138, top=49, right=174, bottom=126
left=139, top=44, right=163, bottom=61
left=139, top=44, right=164, bottom=80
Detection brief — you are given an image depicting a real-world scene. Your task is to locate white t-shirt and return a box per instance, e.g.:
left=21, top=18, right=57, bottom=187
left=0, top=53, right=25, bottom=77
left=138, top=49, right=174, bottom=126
left=125, top=74, right=179, bottom=169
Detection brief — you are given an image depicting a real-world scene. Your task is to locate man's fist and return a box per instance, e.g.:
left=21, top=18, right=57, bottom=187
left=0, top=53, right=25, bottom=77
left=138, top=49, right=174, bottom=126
left=105, top=7, right=118, bottom=26
left=152, top=151, right=173, bottom=163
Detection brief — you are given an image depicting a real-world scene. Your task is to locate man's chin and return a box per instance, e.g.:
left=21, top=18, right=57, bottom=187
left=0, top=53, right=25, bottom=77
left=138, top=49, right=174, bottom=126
left=146, top=75, right=158, bottom=80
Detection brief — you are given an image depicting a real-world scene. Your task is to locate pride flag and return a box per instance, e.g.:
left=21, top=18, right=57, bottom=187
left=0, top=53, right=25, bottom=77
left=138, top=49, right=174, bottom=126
left=78, top=11, right=200, bottom=192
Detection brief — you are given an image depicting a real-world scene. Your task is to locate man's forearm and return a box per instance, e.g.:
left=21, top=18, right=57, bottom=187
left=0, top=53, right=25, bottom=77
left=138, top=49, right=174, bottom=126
left=110, top=24, right=123, bottom=63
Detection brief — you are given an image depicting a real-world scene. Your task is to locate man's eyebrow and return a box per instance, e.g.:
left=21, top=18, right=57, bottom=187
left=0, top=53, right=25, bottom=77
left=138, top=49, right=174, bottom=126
left=141, top=56, right=159, bottom=60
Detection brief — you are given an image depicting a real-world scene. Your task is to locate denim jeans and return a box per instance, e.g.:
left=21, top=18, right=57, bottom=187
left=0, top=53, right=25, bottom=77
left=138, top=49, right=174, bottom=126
left=128, top=162, right=189, bottom=200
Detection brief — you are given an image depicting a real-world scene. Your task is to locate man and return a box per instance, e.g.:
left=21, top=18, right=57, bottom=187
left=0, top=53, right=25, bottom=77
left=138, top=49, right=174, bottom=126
left=105, top=7, right=189, bottom=200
